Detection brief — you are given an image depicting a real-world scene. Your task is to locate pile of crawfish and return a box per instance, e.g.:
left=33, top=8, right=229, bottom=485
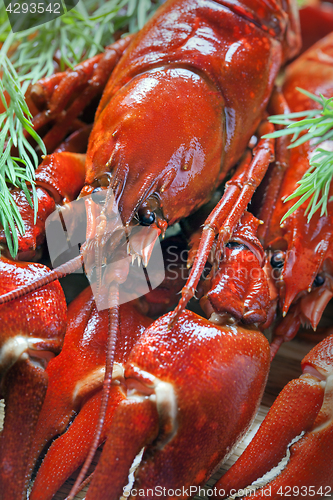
left=1, top=0, right=333, bottom=499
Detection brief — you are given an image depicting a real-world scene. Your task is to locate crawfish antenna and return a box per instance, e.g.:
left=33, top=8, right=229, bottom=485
left=0, top=254, right=83, bottom=305
left=67, top=282, right=120, bottom=500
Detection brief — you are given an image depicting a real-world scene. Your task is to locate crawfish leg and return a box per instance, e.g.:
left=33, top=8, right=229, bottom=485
left=29, top=35, right=134, bottom=152
left=172, top=121, right=275, bottom=322
left=257, top=88, right=292, bottom=246
left=0, top=152, right=86, bottom=259
left=54, top=124, right=92, bottom=153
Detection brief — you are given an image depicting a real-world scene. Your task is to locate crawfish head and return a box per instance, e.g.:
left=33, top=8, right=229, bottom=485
left=200, top=212, right=271, bottom=327
left=81, top=0, right=301, bottom=236
left=83, top=66, right=224, bottom=230
left=264, top=167, right=333, bottom=346
left=76, top=64, right=224, bottom=293
left=271, top=207, right=333, bottom=328
left=261, top=33, right=333, bottom=339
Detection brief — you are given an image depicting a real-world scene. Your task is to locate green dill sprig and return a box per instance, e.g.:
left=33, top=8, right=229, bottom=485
left=5, top=0, right=152, bottom=82
left=264, top=88, right=333, bottom=224
left=0, top=0, right=159, bottom=257
left=0, top=48, right=44, bottom=257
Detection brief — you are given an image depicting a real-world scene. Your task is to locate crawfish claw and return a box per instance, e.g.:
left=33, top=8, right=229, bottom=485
left=215, top=335, right=333, bottom=499
left=85, top=310, right=270, bottom=499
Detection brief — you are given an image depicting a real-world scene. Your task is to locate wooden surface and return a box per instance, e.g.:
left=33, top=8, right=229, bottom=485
left=1, top=335, right=332, bottom=500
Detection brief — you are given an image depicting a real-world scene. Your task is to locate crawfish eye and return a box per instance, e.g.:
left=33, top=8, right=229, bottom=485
left=91, top=187, right=106, bottom=205
left=138, top=208, right=156, bottom=226
left=270, top=251, right=284, bottom=269
left=313, top=274, right=325, bottom=287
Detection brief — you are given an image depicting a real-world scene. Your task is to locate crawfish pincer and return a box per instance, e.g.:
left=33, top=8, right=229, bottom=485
left=214, top=334, right=333, bottom=499
left=79, top=211, right=272, bottom=499
left=83, top=309, right=270, bottom=500
left=26, top=287, right=152, bottom=500
left=21, top=212, right=272, bottom=500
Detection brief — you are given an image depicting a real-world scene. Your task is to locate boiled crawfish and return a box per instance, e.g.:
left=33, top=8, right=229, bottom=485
left=0, top=0, right=300, bottom=264
left=212, top=30, right=333, bottom=499
left=256, top=31, right=333, bottom=354
left=1, top=0, right=325, bottom=498
left=24, top=215, right=272, bottom=500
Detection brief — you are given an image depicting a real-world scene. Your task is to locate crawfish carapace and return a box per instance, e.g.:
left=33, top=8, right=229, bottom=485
left=27, top=287, right=152, bottom=500
left=0, top=0, right=301, bottom=294
left=84, top=310, right=270, bottom=500
left=85, top=0, right=300, bottom=228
